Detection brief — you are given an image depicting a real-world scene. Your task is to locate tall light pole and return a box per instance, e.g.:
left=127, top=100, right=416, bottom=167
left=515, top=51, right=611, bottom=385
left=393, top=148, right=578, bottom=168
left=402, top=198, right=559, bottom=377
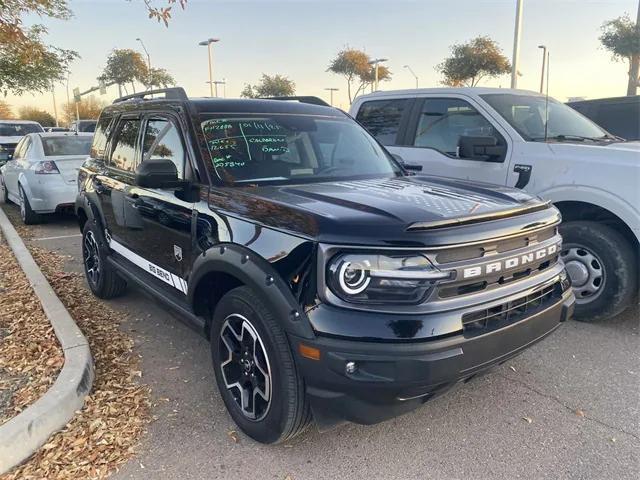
left=199, top=38, right=220, bottom=97
left=403, top=65, right=419, bottom=88
left=136, top=37, right=152, bottom=88
left=537, top=45, right=547, bottom=93
left=511, top=0, right=524, bottom=88
left=213, top=80, right=226, bottom=98
left=368, top=58, right=388, bottom=92
left=324, top=87, right=339, bottom=106
left=51, top=81, right=59, bottom=127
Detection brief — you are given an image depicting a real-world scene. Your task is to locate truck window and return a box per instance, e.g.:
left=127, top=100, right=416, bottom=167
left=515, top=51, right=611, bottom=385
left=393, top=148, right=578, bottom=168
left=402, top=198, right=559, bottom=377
left=355, top=99, right=409, bottom=146
left=90, top=114, right=113, bottom=160
left=109, top=119, right=141, bottom=173
left=412, top=98, right=497, bottom=157
left=142, top=118, right=186, bottom=179
left=596, top=102, right=640, bottom=141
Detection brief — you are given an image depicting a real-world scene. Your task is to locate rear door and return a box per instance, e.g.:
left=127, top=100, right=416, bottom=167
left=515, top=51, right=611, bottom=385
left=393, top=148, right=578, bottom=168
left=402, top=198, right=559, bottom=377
left=94, top=115, right=143, bottom=245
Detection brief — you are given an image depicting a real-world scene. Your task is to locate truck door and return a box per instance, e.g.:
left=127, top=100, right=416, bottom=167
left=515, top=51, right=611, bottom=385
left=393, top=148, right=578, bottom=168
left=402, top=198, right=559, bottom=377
left=393, top=96, right=511, bottom=185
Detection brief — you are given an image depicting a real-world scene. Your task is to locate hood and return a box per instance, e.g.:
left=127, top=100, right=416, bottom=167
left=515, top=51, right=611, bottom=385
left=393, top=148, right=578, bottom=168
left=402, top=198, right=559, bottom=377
left=547, top=140, right=640, bottom=165
left=209, top=175, right=555, bottom=246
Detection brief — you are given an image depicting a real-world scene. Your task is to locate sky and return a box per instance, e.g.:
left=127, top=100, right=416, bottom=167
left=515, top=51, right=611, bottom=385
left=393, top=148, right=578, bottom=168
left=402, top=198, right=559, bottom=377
left=6, top=0, right=638, bottom=116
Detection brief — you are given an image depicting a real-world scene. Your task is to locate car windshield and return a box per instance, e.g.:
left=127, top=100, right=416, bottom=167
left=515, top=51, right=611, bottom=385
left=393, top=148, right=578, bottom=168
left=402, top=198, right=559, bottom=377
left=42, top=136, right=93, bottom=156
left=480, top=93, right=610, bottom=142
left=201, top=114, right=400, bottom=184
left=0, top=123, right=43, bottom=136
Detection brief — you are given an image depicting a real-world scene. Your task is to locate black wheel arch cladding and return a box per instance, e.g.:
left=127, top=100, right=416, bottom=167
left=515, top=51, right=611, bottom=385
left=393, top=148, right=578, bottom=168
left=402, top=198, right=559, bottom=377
left=189, top=243, right=316, bottom=339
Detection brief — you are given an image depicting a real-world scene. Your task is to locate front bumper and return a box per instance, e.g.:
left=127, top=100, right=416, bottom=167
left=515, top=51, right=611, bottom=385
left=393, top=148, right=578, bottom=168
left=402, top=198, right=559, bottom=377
left=290, top=288, right=574, bottom=428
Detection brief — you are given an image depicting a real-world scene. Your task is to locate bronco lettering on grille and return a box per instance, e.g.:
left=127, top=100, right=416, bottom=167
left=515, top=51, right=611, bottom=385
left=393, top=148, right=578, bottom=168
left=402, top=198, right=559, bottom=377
left=463, top=243, right=559, bottom=279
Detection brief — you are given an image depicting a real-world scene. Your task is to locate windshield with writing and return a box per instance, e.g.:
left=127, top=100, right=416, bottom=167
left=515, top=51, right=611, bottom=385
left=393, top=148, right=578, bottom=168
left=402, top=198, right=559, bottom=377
left=201, top=115, right=400, bottom=184
left=481, top=93, right=609, bottom=141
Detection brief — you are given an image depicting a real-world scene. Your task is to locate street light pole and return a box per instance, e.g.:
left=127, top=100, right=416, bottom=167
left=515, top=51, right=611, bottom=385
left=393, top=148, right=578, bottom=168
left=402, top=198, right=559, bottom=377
left=199, top=38, right=220, bottom=97
left=511, top=0, right=524, bottom=88
left=51, top=81, right=59, bottom=127
left=537, top=45, right=547, bottom=93
left=136, top=37, right=152, bottom=88
left=324, top=88, right=339, bottom=106
left=368, top=58, right=388, bottom=92
left=403, top=65, right=419, bottom=88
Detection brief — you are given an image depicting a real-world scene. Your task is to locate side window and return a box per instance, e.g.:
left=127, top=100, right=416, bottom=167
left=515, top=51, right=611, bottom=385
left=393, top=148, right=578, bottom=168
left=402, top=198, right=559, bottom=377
left=109, top=119, right=141, bottom=173
left=90, top=114, right=113, bottom=160
left=412, top=98, right=497, bottom=156
left=142, top=118, right=186, bottom=179
left=355, top=99, right=409, bottom=146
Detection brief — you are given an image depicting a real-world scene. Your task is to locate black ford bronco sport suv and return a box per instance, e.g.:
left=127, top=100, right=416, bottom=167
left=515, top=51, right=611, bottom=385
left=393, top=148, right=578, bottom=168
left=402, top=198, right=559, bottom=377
left=76, top=88, right=575, bottom=443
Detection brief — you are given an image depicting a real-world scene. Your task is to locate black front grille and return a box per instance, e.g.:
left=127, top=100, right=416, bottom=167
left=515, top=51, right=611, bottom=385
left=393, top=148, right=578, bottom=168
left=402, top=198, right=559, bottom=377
left=462, top=281, right=560, bottom=336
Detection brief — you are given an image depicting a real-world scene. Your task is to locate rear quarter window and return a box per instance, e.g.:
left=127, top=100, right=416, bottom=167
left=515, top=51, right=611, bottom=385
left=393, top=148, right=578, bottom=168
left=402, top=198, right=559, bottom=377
left=355, top=99, right=409, bottom=146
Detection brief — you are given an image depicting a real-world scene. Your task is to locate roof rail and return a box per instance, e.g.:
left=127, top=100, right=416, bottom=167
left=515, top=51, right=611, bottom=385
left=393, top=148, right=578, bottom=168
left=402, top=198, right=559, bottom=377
left=113, top=87, right=188, bottom=104
left=258, top=96, right=331, bottom=107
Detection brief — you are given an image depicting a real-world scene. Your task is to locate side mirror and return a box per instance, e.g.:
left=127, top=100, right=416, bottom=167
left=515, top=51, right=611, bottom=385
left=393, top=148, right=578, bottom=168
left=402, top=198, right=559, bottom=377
left=135, top=159, right=184, bottom=189
left=458, top=136, right=506, bottom=161
left=391, top=153, right=423, bottom=172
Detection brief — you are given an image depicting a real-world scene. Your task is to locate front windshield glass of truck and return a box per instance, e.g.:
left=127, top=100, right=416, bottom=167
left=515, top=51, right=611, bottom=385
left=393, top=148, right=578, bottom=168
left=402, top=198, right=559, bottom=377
left=480, top=93, right=609, bottom=141
left=0, top=123, right=43, bottom=136
left=201, top=115, right=400, bottom=184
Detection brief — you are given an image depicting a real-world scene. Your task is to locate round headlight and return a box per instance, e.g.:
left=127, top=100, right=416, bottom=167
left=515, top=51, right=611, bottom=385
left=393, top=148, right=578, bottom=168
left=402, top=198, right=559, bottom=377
left=338, top=261, right=371, bottom=294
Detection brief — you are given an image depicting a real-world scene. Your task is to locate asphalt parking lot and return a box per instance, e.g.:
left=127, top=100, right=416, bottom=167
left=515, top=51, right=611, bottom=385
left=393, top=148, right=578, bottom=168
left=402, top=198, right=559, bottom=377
left=2, top=203, right=638, bottom=480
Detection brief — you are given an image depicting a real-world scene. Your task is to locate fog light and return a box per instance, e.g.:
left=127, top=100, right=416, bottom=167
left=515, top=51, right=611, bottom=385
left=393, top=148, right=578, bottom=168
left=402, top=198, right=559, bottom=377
left=345, top=361, right=357, bottom=374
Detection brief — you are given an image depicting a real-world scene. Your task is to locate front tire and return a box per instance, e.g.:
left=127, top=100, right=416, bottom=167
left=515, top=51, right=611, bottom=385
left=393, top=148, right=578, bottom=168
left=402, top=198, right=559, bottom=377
left=560, top=221, right=638, bottom=322
left=210, top=286, right=311, bottom=444
left=82, top=221, right=127, bottom=299
left=19, top=185, right=41, bottom=225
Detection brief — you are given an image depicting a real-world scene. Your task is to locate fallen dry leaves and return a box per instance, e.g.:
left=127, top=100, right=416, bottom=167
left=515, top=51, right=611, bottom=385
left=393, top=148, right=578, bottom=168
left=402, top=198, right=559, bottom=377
left=1, top=239, right=151, bottom=479
left=0, top=234, right=63, bottom=426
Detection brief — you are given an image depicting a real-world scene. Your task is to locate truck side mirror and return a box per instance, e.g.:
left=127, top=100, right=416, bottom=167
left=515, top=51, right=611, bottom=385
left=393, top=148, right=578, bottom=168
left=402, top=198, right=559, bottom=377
left=392, top=153, right=423, bottom=172
left=458, top=136, right=506, bottom=162
left=135, top=159, right=185, bottom=189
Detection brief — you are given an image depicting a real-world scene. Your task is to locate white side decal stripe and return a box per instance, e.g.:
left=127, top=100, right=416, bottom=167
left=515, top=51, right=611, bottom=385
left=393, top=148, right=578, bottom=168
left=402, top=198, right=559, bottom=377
left=109, top=238, right=188, bottom=294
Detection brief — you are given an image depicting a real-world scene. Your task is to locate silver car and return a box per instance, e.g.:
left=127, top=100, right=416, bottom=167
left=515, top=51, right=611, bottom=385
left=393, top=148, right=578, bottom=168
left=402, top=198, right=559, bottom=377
left=0, top=132, right=93, bottom=224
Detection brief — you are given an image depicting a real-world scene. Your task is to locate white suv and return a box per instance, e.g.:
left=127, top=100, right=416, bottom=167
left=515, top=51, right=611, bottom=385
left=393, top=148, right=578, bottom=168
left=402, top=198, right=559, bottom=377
left=350, top=88, right=639, bottom=322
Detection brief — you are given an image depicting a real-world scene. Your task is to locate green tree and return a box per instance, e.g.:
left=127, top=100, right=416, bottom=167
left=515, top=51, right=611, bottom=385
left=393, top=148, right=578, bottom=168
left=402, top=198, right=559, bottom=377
left=240, top=74, right=296, bottom=98
left=18, top=106, right=56, bottom=127
left=99, top=49, right=149, bottom=96
left=142, top=67, right=176, bottom=90
left=0, top=1, right=184, bottom=96
left=0, top=101, right=15, bottom=119
left=600, top=12, right=640, bottom=96
left=437, top=36, right=511, bottom=87
left=327, top=48, right=391, bottom=103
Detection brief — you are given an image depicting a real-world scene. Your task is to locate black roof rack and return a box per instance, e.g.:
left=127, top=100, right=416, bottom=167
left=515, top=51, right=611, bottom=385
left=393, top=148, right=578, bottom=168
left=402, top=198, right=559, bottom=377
left=113, top=87, right=188, bottom=104
left=257, top=96, right=330, bottom=107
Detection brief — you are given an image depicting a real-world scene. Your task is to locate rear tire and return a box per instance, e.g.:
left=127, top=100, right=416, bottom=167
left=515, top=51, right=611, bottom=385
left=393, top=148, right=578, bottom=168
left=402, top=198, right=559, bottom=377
left=210, top=286, right=311, bottom=444
left=19, top=185, right=41, bottom=225
left=560, top=221, right=638, bottom=322
left=82, top=221, right=127, bottom=299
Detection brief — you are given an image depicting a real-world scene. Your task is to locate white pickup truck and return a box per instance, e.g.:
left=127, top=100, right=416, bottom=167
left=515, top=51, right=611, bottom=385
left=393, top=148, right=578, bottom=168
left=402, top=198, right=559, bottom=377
left=350, top=88, right=639, bottom=322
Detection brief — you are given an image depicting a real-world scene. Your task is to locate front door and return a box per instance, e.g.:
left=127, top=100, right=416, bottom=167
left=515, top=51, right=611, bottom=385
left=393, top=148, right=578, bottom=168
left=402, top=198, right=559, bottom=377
left=124, top=115, right=195, bottom=290
left=391, top=96, right=512, bottom=186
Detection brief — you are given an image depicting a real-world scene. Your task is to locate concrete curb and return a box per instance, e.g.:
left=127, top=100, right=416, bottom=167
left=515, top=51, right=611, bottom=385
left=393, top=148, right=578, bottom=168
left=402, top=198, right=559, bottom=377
left=0, top=207, right=94, bottom=474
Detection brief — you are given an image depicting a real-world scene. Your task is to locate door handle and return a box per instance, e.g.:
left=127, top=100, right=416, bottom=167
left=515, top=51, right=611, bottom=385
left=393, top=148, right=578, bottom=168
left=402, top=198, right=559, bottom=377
left=513, top=164, right=532, bottom=189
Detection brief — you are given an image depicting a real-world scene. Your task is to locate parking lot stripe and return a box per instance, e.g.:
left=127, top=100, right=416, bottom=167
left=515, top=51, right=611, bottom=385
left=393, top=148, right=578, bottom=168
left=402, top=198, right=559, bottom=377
left=34, top=234, right=82, bottom=241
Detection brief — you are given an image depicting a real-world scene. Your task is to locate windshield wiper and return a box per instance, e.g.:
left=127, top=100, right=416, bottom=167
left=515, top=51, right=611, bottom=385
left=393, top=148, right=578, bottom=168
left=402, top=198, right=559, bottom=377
left=531, top=134, right=603, bottom=143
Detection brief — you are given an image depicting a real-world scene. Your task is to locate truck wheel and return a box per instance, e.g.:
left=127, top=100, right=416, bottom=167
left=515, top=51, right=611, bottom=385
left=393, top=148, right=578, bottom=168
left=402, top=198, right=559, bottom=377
left=210, top=286, right=311, bottom=444
left=81, top=221, right=127, bottom=299
left=19, top=185, right=41, bottom=225
left=560, top=221, right=638, bottom=322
